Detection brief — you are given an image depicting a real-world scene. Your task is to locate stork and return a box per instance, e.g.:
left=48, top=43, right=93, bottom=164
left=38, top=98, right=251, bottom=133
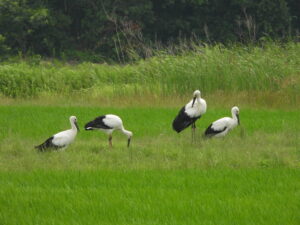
left=35, top=116, right=79, bottom=151
left=204, top=106, right=240, bottom=138
left=172, top=90, right=207, bottom=141
left=84, top=114, right=133, bottom=147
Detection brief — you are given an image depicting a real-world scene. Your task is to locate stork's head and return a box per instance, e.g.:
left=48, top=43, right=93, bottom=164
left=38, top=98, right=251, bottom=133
left=231, top=106, right=240, bottom=125
left=193, top=90, right=201, bottom=97
left=70, top=116, right=80, bottom=131
left=192, top=90, right=201, bottom=107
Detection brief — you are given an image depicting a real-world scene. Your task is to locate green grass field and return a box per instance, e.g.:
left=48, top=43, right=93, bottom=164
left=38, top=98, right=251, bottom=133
left=1, top=169, right=299, bottom=225
left=0, top=105, right=299, bottom=224
left=0, top=105, right=299, bottom=170
left=0, top=42, right=299, bottom=224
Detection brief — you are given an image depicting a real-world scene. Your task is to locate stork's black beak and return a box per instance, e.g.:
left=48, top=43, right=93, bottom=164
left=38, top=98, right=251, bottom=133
left=75, top=121, right=80, bottom=131
left=127, top=138, right=131, bottom=147
left=237, top=114, right=240, bottom=125
left=192, top=97, right=196, bottom=107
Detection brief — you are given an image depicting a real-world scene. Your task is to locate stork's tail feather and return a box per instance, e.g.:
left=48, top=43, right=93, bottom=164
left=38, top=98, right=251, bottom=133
left=204, top=124, right=214, bottom=137
left=34, top=136, right=55, bottom=151
left=35, top=144, right=46, bottom=151
left=172, top=119, right=183, bottom=133
left=172, top=117, right=192, bottom=133
left=172, top=123, right=184, bottom=133
left=202, top=133, right=210, bottom=139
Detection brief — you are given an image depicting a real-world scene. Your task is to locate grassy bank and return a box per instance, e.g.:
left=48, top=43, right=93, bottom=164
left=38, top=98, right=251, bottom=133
left=0, top=43, right=299, bottom=108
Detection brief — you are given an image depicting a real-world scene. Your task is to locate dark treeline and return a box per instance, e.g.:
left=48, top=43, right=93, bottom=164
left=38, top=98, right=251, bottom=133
left=0, top=0, right=299, bottom=62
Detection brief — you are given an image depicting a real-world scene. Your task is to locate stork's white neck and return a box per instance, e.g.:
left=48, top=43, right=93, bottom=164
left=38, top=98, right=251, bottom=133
left=121, top=127, right=132, bottom=138
left=232, top=111, right=238, bottom=122
left=192, top=96, right=201, bottom=107
left=70, top=121, right=78, bottom=131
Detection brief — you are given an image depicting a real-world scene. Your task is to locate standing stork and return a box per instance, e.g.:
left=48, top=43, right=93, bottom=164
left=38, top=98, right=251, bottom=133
left=35, top=116, right=79, bottom=151
left=84, top=114, right=133, bottom=147
left=172, top=90, right=207, bottom=141
left=204, top=106, right=240, bottom=138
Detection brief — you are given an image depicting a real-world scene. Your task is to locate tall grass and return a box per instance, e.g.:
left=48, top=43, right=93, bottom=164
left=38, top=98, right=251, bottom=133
left=0, top=42, right=299, bottom=99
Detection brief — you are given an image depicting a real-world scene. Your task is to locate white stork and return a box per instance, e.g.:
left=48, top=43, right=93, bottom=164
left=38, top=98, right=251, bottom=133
left=204, top=106, right=240, bottom=138
left=172, top=90, right=207, bottom=140
left=35, top=116, right=79, bottom=151
left=84, top=114, right=133, bottom=147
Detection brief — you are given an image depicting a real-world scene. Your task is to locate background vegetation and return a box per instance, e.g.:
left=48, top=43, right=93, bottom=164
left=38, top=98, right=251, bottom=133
left=0, top=42, right=299, bottom=109
left=0, top=0, right=299, bottom=61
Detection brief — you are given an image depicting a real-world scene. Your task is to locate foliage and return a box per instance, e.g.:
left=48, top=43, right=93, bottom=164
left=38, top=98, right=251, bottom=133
left=0, top=0, right=299, bottom=60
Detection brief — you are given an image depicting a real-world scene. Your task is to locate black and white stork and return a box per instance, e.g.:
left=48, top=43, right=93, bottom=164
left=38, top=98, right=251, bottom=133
left=84, top=114, right=133, bottom=147
left=204, top=106, right=240, bottom=138
left=35, top=116, right=79, bottom=151
left=172, top=90, right=207, bottom=140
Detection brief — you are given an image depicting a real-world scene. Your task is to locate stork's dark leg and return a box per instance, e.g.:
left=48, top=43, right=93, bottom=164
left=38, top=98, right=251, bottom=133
left=109, top=135, right=112, bottom=147
left=191, top=122, right=196, bottom=143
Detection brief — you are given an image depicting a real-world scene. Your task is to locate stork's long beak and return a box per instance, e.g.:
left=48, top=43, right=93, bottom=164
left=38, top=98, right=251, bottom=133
left=237, top=114, right=240, bottom=125
left=192, top=97, right=196, bottom=107
left=75, top=121, right=80, bottom=131
left=127, top=138, right=131, bottom=147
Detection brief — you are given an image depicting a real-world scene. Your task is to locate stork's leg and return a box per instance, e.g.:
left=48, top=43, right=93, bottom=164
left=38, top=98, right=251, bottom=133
left=108, top=135, right=113, bottom=147
left=191, top=122, right=196, bottom=143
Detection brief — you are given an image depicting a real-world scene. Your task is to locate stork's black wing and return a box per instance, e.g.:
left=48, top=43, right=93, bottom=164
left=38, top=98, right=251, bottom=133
left=85, top=116, right=112, bottom=130
left=172, top=106, right=200, bottom=133
left=35, top=136, right=62, bottom=151
left=204, top=124, right=227, bottom=138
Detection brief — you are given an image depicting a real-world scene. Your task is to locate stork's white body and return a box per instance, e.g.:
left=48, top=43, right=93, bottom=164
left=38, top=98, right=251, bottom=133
left=208, top=117, right=238, bottom=137
left=51, top=128, right=78, bottom=147
left=35, top=116, right=79, bottom=151
left=85, top=114, right=133, bottom=147
left=204, top=107, right=240, bottom=138
left=172, top=90, right=207, bottom=135
left=185, top=97, right=207, bottom=118
left=100, top=114, right=124, bottom=134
